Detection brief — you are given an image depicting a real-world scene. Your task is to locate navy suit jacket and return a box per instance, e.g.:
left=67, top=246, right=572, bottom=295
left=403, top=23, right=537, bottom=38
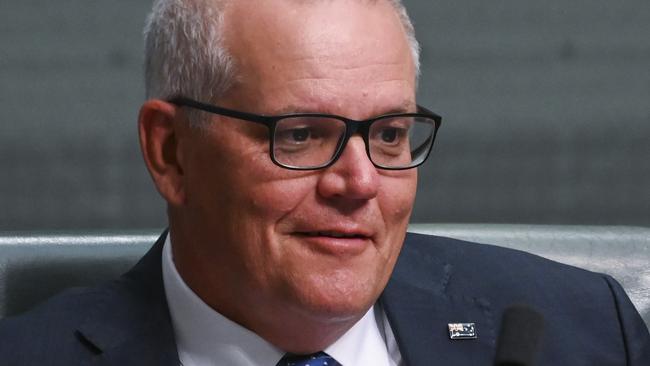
left=1, top=232, right=649, bottom=365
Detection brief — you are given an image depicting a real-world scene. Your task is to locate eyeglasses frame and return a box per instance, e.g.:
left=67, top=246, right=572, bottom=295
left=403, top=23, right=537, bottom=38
left=169, top=96, right=442, bottom=171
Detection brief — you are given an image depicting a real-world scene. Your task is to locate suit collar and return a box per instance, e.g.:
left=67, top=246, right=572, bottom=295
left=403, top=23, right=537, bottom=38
left=380, top=232, right=497, bottom=365
left=76, top=231, right=179, bottom=365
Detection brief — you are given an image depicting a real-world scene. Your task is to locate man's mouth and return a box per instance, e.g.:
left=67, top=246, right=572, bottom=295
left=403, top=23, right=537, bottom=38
left=301, top=231, right=368, bottom=239
left=293, top=230, right=372, bottom=256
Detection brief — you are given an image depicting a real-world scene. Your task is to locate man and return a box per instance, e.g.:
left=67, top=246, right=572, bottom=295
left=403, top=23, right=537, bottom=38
left=0, top=0, right=648, bottom=365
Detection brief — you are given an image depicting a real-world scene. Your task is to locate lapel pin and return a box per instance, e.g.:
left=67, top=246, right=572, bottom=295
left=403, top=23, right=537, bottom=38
left=448, top=323, right=477, bottom=340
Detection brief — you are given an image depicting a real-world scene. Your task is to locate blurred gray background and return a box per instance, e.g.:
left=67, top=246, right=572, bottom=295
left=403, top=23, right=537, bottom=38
left=1, top=0, right=649, bottom=230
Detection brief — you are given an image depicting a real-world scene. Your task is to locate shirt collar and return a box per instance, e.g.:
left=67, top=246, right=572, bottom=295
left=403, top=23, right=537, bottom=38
left=162, top=234, right=393, bottom=366
left=325, top=304, right=393, bottom=366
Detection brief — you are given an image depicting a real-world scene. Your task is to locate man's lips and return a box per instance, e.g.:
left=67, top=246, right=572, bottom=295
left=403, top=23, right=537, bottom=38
left=300, top=231, right=368, bottom=239
left=292, top=230, right=373, bottom=256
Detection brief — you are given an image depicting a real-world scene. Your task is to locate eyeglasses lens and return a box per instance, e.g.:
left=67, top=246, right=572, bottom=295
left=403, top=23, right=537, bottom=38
left=273, top=117, right=346, bottom=169
left=369, top=116, right=436, bottom=168
left=272, top=115, right=436, bottom=169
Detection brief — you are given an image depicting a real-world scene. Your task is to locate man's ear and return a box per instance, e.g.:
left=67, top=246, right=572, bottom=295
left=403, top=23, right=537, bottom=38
left=138, top=99, right=187, bottom=206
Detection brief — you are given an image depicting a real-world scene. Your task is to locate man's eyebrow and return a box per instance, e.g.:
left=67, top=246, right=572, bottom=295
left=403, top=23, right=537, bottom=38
left=269, top=100, right=417, bottom=117
left=268, top=104, right=315, bottom=116
left=380, top=100, right=417, bottom=115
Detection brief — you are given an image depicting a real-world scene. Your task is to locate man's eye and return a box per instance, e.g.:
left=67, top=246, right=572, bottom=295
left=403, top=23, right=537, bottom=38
left=277, top=126, right=313, bottom=144
left=375, top=127, right=407, bottom=146
left=380, top=128, right=399, bottom=143
left=290, top=128, right=310, bottom=142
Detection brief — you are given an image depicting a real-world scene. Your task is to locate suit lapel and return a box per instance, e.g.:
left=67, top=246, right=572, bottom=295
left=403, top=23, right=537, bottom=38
left=76, top=232, right=180, bottom=366
left=380, top=233, right=497, bottom=366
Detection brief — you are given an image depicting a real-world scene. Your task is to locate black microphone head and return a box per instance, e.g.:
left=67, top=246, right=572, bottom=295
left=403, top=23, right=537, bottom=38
left=494, top=305, right=545, bottom=366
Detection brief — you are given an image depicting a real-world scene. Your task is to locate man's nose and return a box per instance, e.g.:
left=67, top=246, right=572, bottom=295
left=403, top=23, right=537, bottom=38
left=316, top=135, right=379, bottom=200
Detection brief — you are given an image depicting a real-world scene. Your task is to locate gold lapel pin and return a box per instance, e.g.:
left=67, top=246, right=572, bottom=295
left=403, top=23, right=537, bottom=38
left=448, top=323, right=477, bottom=340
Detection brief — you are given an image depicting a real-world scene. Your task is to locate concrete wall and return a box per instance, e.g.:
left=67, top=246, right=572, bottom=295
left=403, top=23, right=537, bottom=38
left=1, top=1, right=649, bottom=230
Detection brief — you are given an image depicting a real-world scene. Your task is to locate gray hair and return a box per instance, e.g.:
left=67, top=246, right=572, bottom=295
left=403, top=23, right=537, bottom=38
left=144, top=0, right=420, bottom=112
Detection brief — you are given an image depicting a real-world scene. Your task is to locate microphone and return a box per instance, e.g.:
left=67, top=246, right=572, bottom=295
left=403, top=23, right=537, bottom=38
left=494, top=305, right=545, bottom=366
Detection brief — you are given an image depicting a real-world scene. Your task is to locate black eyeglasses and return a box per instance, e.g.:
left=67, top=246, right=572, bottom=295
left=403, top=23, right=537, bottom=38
left=170, top=97, right=442, bottom=170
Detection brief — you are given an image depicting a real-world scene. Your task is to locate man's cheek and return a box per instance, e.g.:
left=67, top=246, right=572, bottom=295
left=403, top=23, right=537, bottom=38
left=380, top=191, right=416, bottom=222
left=250, top=179, right=315, bottom=214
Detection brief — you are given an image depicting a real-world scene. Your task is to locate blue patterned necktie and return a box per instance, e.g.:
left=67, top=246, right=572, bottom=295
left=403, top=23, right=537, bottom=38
left=276, top=351, right=342, bottom=366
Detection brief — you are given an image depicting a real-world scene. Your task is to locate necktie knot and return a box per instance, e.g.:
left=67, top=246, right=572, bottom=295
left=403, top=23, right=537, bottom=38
left=276, top=351, right=341, bottom=366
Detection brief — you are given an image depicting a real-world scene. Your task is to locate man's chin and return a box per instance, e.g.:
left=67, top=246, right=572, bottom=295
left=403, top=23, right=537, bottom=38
left=293, top=299, right=373, bottom=326
left=284, top=281, right=380, bottom=324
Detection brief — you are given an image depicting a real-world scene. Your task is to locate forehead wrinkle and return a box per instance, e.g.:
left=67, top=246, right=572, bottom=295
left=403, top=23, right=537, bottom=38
left=282, top=62, right=413, bottom=88
left=287, top=44, right=409, bottom=72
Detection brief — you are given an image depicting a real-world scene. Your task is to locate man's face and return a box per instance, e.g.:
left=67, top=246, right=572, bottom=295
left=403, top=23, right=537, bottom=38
left=174, top=0, right=417, bottom=329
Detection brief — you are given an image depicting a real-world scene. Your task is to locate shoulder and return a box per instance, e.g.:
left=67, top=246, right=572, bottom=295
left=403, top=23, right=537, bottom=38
left=0, top=270, right=164, bottom=363
left=398, top=231, right=607, bottom=288
left=396, top=231, right=626, bottom=305
left=0, top=236, right=174, bottom=364
left=0, top=283, right=113, bottom=362
left=394, top=232, right=650, bottom=363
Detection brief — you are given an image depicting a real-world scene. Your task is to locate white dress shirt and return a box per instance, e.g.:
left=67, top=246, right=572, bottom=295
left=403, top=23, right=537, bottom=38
left=162, top=235, right=403, bottom=366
